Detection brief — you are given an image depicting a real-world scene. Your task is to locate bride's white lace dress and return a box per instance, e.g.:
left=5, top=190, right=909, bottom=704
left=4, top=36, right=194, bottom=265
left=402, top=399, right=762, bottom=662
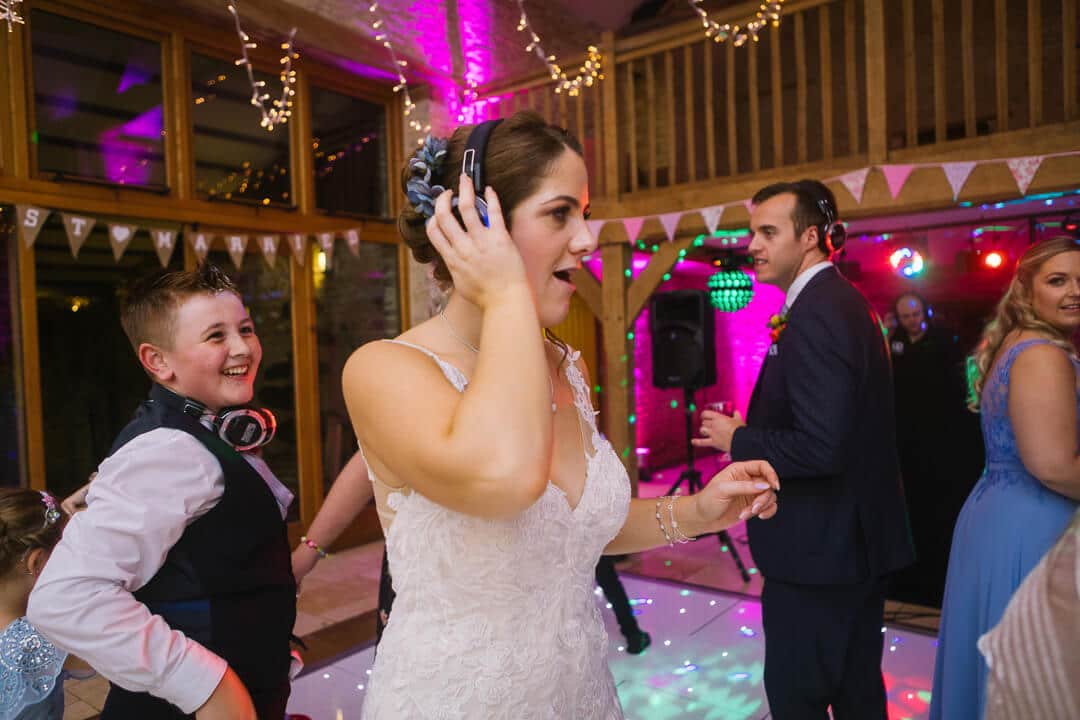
left=359, top=341, right=630, bottom=719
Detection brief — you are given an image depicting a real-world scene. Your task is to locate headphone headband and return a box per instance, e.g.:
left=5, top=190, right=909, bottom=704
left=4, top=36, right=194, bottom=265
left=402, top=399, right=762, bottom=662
left=454, top=119, right=503, bottom=227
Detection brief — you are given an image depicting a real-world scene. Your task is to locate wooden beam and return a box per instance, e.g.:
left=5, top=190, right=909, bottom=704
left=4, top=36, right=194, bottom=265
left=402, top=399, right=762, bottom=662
left=290, top=69, right=316, bottom=215
left=995, top=0, right=1009, bottom=132
left=703, top=41, right=716, bottom=178
left=571, top=266, right=601, bottom=319
left=626, top=61, right=638, bottom=193
left=665, top=50, right=677, bottom=184
left=16, top=222, right=44, bottom=490
left=770, top=29, right=783, bottom=167
left=865, top=0, right=887, bottom=162
left=932, top=0, right=947, bottom=143
left=601, top=31, right=619, bottom=199
left=1066, top=0, right=1078, bottom=121
left=0, top=9, right=31, bottom=179
left=903, top=0, right=917, bottom=147
left=748, top=39, right=761, bottom=171
left=961, top=0, right=976, bottom=138
left=558, top=91, right=567, bottom=129
left=599, top=240, right=638, bottom=492
left=1028, top=0, right=1042, bottom=127
left=627, top=234, right=696, bottom=322
left=819, top=3, right=834, bottom=159
left=290, top=240, right=323, bottom=528
left=795, top=11, right=807, bottom=164
left=646, top=55, right=657, bottom=188
left=684, top=45, right=696, bottom=182
left=845, top=0, right=859, bottom=154
left=727, top=42, right=738, bottom=174
left=165, top=32, right=194, bottom=200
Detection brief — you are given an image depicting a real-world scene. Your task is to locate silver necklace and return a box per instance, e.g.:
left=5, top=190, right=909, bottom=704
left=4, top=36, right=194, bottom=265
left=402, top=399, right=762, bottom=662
left=440, top=310, right=557, bottom=414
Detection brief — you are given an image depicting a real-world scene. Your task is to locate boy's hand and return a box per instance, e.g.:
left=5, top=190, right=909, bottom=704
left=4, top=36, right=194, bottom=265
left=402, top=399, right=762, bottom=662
left=195, top=667, right=256, bottom=720
left=61, top=475, right=95, bottom=515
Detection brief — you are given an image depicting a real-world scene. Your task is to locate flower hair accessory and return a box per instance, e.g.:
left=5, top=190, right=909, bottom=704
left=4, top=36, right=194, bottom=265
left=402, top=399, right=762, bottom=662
left=406, top=134, right=449, bottom=219
left=767, top=313, right=788, bottom=343
left=39, top=491, right=61, bottom=527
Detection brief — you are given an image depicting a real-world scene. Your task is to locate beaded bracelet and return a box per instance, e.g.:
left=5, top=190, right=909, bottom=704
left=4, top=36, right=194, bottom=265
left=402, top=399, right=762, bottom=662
left=655, top=496, right=674, bottom=547
left=300, top=536, right=331, bottom=559
left=668, top=493, right=697, bottom=544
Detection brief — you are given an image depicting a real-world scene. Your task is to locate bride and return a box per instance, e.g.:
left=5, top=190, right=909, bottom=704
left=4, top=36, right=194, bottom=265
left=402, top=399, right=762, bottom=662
left=342, top=111, right=780, bottom=719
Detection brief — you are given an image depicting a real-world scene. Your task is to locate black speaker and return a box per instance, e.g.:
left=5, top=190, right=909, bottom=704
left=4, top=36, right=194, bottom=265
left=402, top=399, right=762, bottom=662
left=649, top=290, right=716, bottom=389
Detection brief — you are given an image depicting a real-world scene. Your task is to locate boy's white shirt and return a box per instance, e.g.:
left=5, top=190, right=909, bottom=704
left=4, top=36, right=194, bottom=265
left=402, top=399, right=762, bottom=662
left=27, top=427, right=294, bottom=714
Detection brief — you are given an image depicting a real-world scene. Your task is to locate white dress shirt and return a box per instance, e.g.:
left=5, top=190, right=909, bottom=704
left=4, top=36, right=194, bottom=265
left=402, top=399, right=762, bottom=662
left=784, top=261, right=834, bottom=313
left=27, top=428, right=294, bottom=714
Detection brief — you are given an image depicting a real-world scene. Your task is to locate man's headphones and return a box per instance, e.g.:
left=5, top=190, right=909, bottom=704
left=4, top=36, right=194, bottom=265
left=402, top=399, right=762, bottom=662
left=151, top=385, right=276, bottom=452
left=451, top=119, right=503, bottom=228
left=816, top=197, right=847, bottom=255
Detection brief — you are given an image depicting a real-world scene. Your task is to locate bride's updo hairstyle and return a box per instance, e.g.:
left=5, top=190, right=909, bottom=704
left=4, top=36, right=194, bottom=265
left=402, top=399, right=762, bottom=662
left=398, top=111, right=584, bottom=287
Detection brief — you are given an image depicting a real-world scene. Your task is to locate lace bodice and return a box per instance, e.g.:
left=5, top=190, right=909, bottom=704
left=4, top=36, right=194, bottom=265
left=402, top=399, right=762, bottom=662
left=360, top=341, right=630, bottom=719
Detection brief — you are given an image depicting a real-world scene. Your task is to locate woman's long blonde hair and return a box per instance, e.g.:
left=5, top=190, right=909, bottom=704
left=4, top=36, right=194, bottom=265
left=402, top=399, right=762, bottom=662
left=969, top=236, right=1080, bottom=410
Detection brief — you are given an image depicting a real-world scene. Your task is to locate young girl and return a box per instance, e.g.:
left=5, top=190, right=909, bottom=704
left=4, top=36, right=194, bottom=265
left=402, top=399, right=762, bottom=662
left=0, top=489, right=67, bottom=720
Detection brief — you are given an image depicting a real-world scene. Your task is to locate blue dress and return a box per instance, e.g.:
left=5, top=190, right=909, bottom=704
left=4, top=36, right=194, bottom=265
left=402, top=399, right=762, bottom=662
left=0, top=618, right=66, bottom=720
left=929, top=339, right=1079, bottom=720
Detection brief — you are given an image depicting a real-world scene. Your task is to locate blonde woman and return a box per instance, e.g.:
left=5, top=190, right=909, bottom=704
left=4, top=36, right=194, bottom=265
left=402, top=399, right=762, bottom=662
left=930, top=236, right=1080, bottom=720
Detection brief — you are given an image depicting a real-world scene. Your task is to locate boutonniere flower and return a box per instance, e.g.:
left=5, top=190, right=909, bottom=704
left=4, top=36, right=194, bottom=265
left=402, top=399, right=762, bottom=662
left=767, top=313, right=788, bottom=343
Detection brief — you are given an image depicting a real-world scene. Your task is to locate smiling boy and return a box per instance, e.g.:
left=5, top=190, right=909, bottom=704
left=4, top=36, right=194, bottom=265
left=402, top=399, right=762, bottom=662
left=28, top=264, right=296, bottom=719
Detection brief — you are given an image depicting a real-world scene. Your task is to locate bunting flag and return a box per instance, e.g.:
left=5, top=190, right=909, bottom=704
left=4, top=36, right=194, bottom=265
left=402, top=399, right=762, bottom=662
left=344, top=228, right=361, bottom=256
left=586, top=219, right=606, bottom=240
left=317, top=232, right=335, bottom=268
left=1006, top=156, right=1044, bottom=196
left=225, top=234, right=249, bottom=269
left=839, top=168, right=871, bottom=204
left=149, top=228, right=177, bottom=267
left=742, top=199, right=754, bottom=215
left=881, top=164, right=916, bottom=200
left=700, top=205, right=725, bottom=235
left=942, top=161, right=978, bottom=201
left=16, top=205, right=49, bottom=248
left=189, top=230, right=213, bottom=262
left=107, top=223, right=137, bottom=261
left=258, top=234, right=279, bottom=268
left=287, top=233, right=306, bottom=266
left=658, top=212, right=682, bottom=242
left=622, top=217, right=645, bottom=246
left=61, top=214, right=96, bottom=258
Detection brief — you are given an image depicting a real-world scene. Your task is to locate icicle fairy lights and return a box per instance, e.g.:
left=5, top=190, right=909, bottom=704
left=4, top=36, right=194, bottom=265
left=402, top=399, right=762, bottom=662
left=366, top=2, right=430, bottom=145
left=688, top=0, right=785, bottom=47
left=0, top=0, right=24, bottom=32
left=514, top=0, right=603, bottom=96
left=227, top=2, right=297, bottom=131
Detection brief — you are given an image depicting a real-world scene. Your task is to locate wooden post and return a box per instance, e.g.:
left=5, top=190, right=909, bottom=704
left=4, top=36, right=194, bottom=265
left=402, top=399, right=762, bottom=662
left=819, top=4, right=834, bottom=159
left=645, top=55, right=657, bottom=188
left=601, top=30, right=619, bottom=199
left=748, top=39, right=761, bottom=171
left=771, top=29, right=783, bottom=167
left=1065, top=0, right=1078, bottom=121
left=795, top=11, right=807, bottom=164
left=932, top=0, right=947, bottom=143
left=684, top=45, right=696, bottom=182
left=995, top=0, right=1009, bottom=131
left=845, top=0, right=859, bottom=154
left=165, top=32, right=194, bottom=199
left=703, top=40, right=716, bottom=178
left=727, top=42, right=738, bottom=174
left=600, top=237, right=637, bottom=492
left=1028, top=0, right=1042, bottom=127
left=961, top=0, right=976, bottom=138
left=864, top=0, right=887, bottom=163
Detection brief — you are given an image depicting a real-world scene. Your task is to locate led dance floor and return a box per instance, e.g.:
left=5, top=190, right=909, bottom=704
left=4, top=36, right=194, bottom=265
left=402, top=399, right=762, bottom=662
left=287, top=575, right=937, bottom=719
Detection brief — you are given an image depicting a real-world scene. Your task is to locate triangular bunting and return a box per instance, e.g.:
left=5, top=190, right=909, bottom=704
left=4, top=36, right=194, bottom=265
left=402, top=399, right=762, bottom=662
left=189, top=229, right=213, bottom=262
left=16, top=205, right=49, bottom=248
left=225, top=234, right=249, bottom=270
left=149, top=228, right=177, bottom=267
left=839, top=168, right=871, bottom=204
left=621, top=217, right=645, bottom=245
left=1006, top=156, right=1044, bottom=196
left=881, top=164, right=916, bottom=200
left=317, top=232, right=335, bottom=269
left=941, top=162, right=978, bottom=201
left=107, top=223, right=137, bottom=261
left=258, top=234, right=279, bottom=268
left=658, top=212, right=682, bottom=242
left=742, top=199, right=754, bottom=215
left=700, top=205, right=725, bottom=235
left=344, top=228, right=361, bottom=256
left=61, top=214, right=95, bottom=258
left=586, top=219, right=606, bottom=240
left=287, top=233, right=306, bottom=266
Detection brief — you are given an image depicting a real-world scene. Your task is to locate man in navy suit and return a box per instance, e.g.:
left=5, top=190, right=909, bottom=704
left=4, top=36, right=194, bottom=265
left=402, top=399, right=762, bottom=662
left=695, top=180, right=913, bottom=719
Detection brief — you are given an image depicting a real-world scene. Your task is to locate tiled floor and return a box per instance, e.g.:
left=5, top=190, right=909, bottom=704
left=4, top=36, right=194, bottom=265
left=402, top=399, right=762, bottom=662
left=287, top=575, right=939, bottom=719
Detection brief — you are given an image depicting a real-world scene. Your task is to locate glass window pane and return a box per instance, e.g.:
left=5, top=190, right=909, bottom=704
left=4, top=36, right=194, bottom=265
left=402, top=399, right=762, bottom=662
left=310, top=86, right=388, bottom=217
left=207, top=251, right=300, bottom=520
left=315, top=243, right=400, bottom=491
left=191, top=53, right=292, bottom=207
left=0, top=210, right=25, bottom=487
left=34, top=219, right=182, bottom=498
left=30, top=10, right=166, bottom=188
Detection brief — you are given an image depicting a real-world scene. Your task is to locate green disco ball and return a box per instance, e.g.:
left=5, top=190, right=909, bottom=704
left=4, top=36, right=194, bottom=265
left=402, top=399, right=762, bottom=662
left=708, top=269, right=754, bottom=312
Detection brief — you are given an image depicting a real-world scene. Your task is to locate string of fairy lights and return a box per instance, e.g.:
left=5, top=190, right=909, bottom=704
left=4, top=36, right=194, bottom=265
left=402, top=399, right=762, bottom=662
left=0, top=0, right=24, bottom=32
left=514, top=0, right=603, bottom=97
left=226, top=2, right=297, bottom=131
left=689, top=0, right=785, bottom=47
left=364, top=1, right=430, bottom=145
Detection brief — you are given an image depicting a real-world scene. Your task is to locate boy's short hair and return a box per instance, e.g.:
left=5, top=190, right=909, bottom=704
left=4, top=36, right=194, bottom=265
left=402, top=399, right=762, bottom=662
left=120, top=263, right=239, bottom=352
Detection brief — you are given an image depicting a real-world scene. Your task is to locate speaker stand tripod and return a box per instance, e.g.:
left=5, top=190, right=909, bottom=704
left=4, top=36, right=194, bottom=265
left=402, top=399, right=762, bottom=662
left=664, top=386, right=752, bottom=583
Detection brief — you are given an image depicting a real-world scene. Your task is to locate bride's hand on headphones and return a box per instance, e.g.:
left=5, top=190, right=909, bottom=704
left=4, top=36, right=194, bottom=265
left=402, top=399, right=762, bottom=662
left=426, top=175, right=528, bottom=310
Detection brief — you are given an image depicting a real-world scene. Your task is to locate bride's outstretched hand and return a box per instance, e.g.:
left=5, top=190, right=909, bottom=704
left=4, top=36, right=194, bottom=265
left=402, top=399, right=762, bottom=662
left=692, top=460, right=780, bottom=533
left=425, top=175, right=528, bottom=309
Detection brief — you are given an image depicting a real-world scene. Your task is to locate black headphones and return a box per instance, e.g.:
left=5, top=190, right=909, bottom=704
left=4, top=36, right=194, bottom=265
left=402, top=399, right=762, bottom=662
left=816, top=197, right=847, bottom=255
left=151, top=384, right=277, bottom=452
left=452, top=119, right=503, bottom=227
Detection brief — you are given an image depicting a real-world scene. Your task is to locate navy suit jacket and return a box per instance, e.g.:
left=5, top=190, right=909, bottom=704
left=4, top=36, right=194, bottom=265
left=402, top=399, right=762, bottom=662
left=731, top=267, right=914, bottom=585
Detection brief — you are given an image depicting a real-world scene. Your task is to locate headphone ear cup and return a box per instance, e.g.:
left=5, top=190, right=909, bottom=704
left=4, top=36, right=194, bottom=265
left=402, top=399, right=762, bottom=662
left=217, top=408, right=275, bottom=452
left=828, top=222, right=846, bottom=252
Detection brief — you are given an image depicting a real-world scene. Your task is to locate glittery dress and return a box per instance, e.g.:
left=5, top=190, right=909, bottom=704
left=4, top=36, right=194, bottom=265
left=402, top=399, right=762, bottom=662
left=930, top=339, right=1080, bottom=719
left=0, top=618, right=66, bottom=720
left=360, top=342, right=630, bottom=719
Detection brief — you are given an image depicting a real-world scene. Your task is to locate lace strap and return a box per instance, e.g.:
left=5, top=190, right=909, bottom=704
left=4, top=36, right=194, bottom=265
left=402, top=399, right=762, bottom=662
left=381, top=339, right=468, bottom=392
left=562, top=349, right=603, bottom=451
